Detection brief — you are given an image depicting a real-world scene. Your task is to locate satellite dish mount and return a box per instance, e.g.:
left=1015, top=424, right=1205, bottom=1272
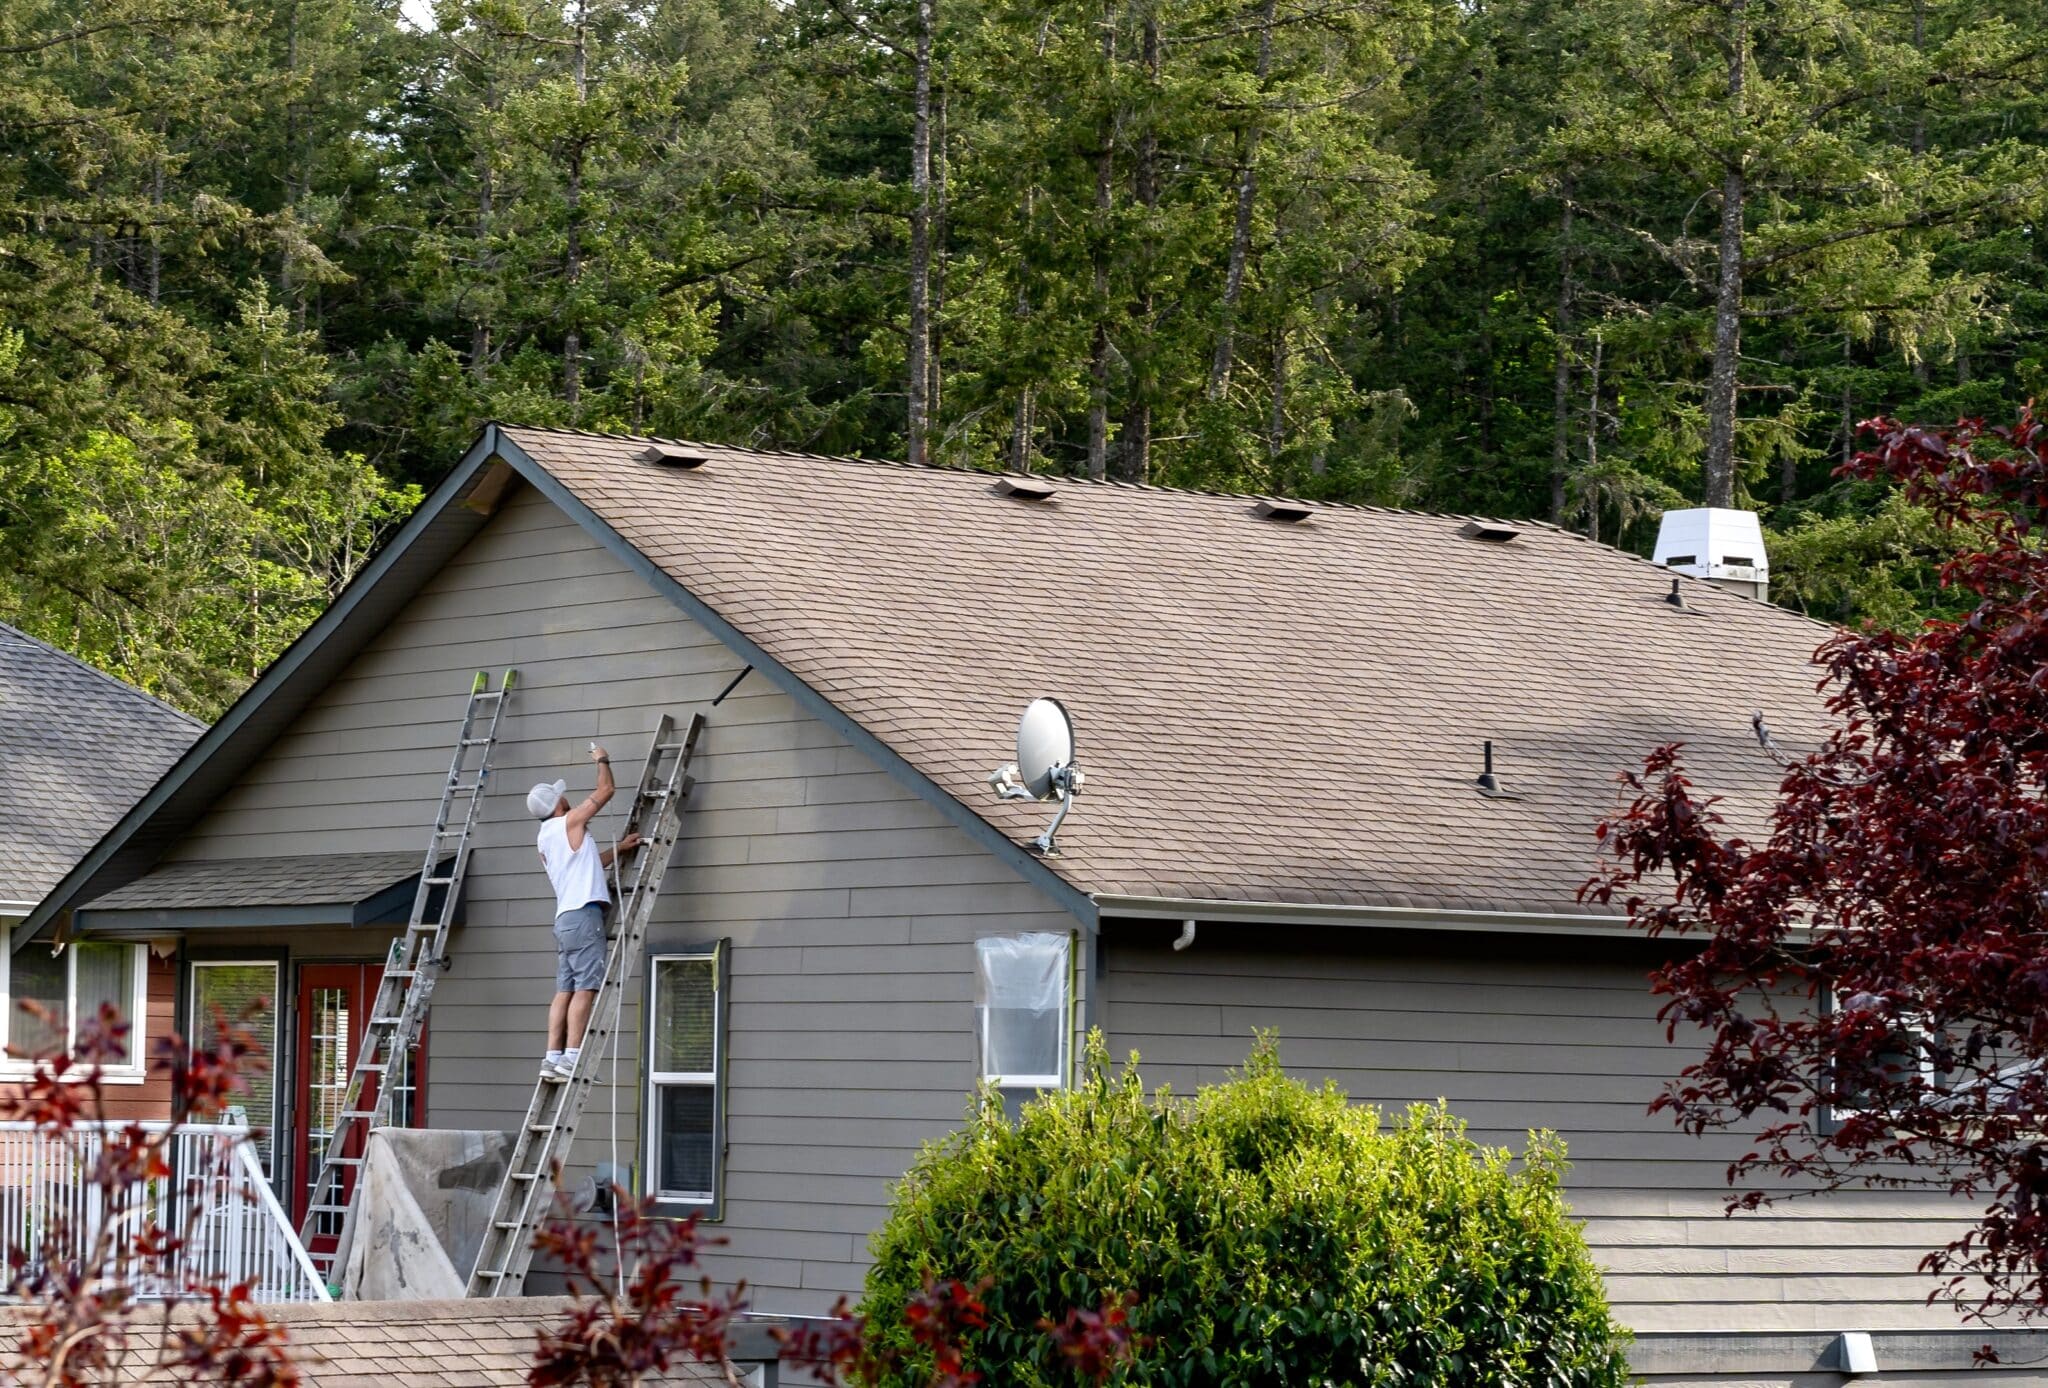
left=988, top=697, right=1086, bottom=855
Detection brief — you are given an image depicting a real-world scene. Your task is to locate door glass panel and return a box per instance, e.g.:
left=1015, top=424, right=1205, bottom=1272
left=191, top=964, right=279, bottom=1174
left=304, top=986, right=349, bottom=1236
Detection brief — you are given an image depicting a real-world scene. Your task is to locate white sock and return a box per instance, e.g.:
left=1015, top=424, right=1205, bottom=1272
left=545, top=1050, right=563, bottom=1065
left=561, top=1048, right=580, bottom=1068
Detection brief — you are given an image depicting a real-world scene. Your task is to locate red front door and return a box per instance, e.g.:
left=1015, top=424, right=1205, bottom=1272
left=291, top=962, right=428, bottom=1255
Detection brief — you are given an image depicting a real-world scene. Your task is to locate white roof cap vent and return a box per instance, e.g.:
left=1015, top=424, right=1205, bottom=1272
left=1653, top=507, right=1770, bottom=600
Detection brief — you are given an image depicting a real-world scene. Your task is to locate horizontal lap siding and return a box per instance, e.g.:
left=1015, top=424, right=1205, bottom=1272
left=163, top=484, right=1075, bottom=1312
left=1100, top=925, right=1977, bottom=1336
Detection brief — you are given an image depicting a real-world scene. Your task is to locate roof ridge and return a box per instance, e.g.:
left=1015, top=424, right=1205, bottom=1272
left=0, top=621, right=207, bottom=729
left=494, top=423, right=1623, bottom=537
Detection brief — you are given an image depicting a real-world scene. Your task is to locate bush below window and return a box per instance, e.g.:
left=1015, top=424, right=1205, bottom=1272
left=861, top=1035, right=1631, bottom=1388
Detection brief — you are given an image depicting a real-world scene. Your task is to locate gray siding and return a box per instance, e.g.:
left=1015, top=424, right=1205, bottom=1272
left=167, top=483, right=1079, bottom=1311
left=1101, top=924, right=1980, bottom=1337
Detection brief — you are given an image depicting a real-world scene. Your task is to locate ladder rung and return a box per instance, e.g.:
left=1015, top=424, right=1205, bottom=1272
left=510, top=1171, right=538, bottom=1181
left=422, top=876, right=455, bottom=886
left=475, top=1268, right=506, bottom=1278
left=306, top=1204, right=351, bottom=1216
left=356, top=1063, right=388, bottom=1073
left=323, top=1155, right=365, bottom=1165
left=493, top=1220, right=522, bottom=1230
left=337, top=1111, right=377, bottom=1122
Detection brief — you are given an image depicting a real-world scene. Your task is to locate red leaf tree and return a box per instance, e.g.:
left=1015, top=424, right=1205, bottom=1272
left=1587, top=406, right=2048, bottom=1319
left=0, top=1000, right=298, bottom=1386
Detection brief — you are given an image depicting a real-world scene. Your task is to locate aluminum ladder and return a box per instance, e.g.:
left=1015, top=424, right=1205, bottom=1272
left=466, top=711, right=703, bottom=1297
left=298, top=668, right=516, bottom=1275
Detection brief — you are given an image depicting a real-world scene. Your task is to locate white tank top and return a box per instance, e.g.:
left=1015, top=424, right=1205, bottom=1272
left=536, top=817, right=610, bottom=917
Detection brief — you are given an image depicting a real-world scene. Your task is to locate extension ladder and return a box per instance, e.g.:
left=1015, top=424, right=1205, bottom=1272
left=466, top=711, right=703, bottom=1297
left=299, top=669, right=516, bottom=1274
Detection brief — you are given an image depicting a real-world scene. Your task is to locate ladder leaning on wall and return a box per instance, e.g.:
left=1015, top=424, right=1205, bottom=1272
left=297, top=669, right=516, bottom=1279
left=466, top=711, right=704, bottom=1298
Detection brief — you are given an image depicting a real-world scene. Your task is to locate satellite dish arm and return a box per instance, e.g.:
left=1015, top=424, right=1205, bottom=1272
left=1030, top=763, right=1083, bottom=855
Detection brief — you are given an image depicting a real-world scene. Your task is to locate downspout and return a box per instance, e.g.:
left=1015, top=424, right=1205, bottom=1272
left=1172, top=920, right=1197, bottom=951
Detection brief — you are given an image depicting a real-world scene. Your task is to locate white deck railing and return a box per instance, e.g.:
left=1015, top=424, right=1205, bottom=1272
left=0, top=1121, right=329, bottom=1304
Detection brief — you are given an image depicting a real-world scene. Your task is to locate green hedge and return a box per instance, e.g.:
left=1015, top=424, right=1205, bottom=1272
left=861, top=1036, right=1631, bottom=1387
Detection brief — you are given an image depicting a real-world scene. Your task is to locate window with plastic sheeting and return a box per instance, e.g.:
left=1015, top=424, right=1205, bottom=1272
left=974, top=934, right=1071, bottom=1104
left=645, top=947, right=725, bottom=1208
left=1, top=939, right=146, bottom=1078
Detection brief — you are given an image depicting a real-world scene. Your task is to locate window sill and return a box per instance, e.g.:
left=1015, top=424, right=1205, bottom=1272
left=0, top=1065, right=148, bottom=1088
left=648, top=1195, right=721, bottom=1222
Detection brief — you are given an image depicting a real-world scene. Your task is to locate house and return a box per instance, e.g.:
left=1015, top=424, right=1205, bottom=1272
left=16, top=424, right=2034, bottom=1384
left=0, top=1297, right=771, bottom=1385
left=0, top=621, right=202, bottom=1113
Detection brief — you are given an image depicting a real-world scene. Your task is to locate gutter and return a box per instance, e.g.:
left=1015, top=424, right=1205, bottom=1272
left=1091, top=893, right=1641, bottom=939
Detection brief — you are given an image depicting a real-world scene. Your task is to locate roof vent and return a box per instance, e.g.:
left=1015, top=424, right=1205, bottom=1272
left=1254, top=499, right=1314, bottom=523
left=1653, top=507, right=1769, bottom=600
left=1459, top=520, right=1520, bottom=543
left=1475, top=740, right=1513, bottom=798
left=1665, top=578, right=1687, bottom=610
left=642, top=445, right=709, bottom=469
left=995, top=475, right=1055, bottom=501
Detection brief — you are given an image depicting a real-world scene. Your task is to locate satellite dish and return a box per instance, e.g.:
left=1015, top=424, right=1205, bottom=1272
left=987, top=697, right=1086, bottom=855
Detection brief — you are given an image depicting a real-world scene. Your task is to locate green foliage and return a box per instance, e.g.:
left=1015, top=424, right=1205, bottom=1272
left=861, top=1036, right=1631, bottom=1388
left=4, top=0, right=2046, bottom=700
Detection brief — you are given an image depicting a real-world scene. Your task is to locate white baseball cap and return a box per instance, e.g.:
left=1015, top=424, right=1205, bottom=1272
left=526, top=779, right=568, bottom=819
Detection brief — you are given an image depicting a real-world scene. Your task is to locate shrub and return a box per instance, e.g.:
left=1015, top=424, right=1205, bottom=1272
left=860, top=1036, right=1631, bottom=1387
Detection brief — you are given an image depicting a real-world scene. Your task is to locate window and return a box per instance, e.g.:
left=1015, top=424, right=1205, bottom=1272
left=975, top=933, right=1071, bottom=1106
left=2, top=940, right=147, bottom=1077
left=189, top=962, right=280, bottom=1174
left=646, top=949, right=725, bottom=1207
left=1821, top=986, right=1945, bottom=1131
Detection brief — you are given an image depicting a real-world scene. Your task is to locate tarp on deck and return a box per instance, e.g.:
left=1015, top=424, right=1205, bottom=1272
left=332, top=1128, right=510, bottom=1300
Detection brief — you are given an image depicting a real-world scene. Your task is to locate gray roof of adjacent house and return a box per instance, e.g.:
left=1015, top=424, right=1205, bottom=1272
left=0, top=623, right=204, bottom=909
left=19, top=423, right=1840, bottom=942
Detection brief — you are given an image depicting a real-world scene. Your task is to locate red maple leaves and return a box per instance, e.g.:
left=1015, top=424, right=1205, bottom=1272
left=1588, top=405, right=2048, bottom=1320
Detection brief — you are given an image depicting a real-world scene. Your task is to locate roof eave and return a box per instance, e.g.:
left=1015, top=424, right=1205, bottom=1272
left=1091, top=892, right=1642, bottom=938
left=13, top=429, right=508, bottom=951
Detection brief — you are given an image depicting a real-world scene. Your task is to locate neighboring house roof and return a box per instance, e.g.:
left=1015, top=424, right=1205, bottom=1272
left=0, top=1297, right=735, bottom=1385
left=20, top=423, right=1840, bottom=942
left=0, top=622, right=204, bottom=908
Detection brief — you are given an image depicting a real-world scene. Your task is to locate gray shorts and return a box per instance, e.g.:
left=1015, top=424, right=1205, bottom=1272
left=554, top=903, right=608, bottom=992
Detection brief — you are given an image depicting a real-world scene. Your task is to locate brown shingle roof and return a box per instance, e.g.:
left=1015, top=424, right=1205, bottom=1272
left=499, top=425, right=1836, bottom=919
left=0, top=1297, right=730, bottom=1385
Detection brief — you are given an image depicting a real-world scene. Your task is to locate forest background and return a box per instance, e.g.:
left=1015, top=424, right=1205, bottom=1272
left=3, top=0, right=2044, bottom=716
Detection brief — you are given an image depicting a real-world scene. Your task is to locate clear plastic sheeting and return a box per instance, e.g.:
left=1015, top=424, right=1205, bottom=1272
left=975, top=933, right=1070, bottom=1083
left=331, top=1127, right=511, bottom=1300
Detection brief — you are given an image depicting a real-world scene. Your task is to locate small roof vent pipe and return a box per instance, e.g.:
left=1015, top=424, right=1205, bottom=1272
left=1653, top=508, right=1769, bottom=601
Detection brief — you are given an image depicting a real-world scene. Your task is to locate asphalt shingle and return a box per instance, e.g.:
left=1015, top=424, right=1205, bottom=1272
left=84, top=852, right=431, bottom=911
left=0, top=623, right=204, bottom=906
left=500, top=425, right=1840, bottom=918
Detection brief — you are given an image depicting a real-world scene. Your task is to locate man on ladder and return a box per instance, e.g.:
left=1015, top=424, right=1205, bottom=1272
left=525, top=743, right=640, bottom=1081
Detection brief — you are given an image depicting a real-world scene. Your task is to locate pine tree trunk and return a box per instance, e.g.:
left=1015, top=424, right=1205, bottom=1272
left=472, top=73, right=498, bottom=381
left=1116, top=6, right=1159, bottom=485
left=906, top=0, right=935, bottom=466
left=1206, top=0, right=1276, bottom=402
left=1013, top=388, right=1035, bottom=472
left=1701, top=0, right=1747, bottom=510
left=928, top=77, right=948, bottom=428
left=563, top=1, right=589, bottom=413
left=1267, top=327, right=1287, bottom=461
left=1550, top=191, right=1574, bottom=524
left=1086, top=3, right=1116, bottom=481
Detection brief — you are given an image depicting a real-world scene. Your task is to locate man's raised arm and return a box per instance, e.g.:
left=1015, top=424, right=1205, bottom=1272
left=564, top=743, right=615, bottom=849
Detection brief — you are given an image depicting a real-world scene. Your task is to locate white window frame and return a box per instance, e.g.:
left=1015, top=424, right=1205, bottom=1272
left=975, top=933, right=1073, bottom=1093
left=1820, top=985, right=1940, bottom=1131
left=644, top=949, right=723, bottom=1208
left=0, top=935, right=149, bottom=1084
